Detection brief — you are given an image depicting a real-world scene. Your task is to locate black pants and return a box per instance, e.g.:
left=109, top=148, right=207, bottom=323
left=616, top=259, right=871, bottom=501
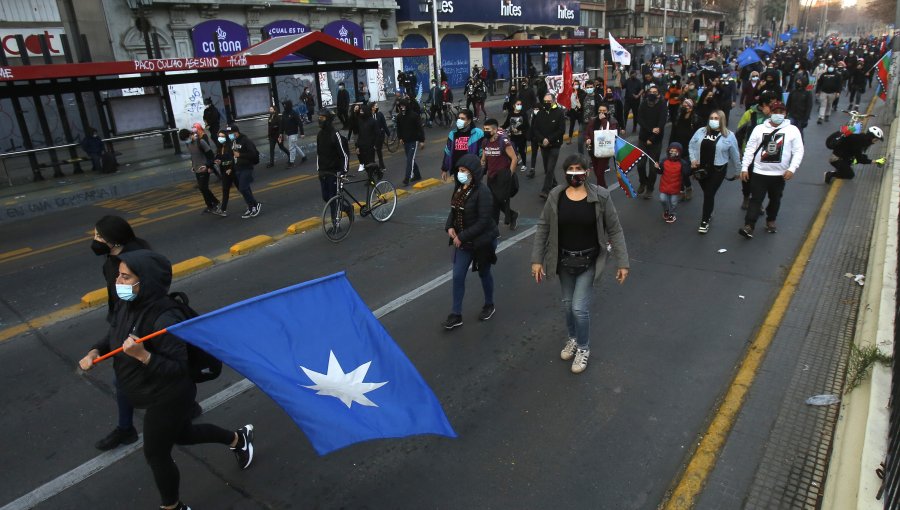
left=143, top=384, right=233, bottom=506
left=269, top=138, right=289, bottom=164
left=848, top=88, right=864, bottom=107
left=637, top=140, right=661, bottom=190
left=624, top=101, right=640, bottom=131
left=568, top=112, right=581, bottom=138
left=235, top=169, right=257, bottom=210
left=530, top=140, right=540, bottom=170
left=697, top=167, right=726, bottom=222
left=829, top=157, right=855, bottom=180
left=488, top=174, right=514, bottom=224
left=510, top=136, right=527, bottom=167
left=337, top=108, right=349, bottom=127
left=194, top=171, right=220, bottom=210
left=374, top=140, right=386, bottom=169
left=540, top=146, right=561, bottom=193
left=358, top=146, right=376, bottom=166
left=220, top=171, right=235, bottom=212
left=745, top=173, right=786, bottom=226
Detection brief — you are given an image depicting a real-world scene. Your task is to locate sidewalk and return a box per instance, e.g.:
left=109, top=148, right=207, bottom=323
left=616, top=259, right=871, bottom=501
left=0, top=87, right=509, bottom=223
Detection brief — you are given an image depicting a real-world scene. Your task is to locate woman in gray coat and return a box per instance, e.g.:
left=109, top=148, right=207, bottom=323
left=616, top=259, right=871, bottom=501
left=531, top=154, right=630, bottom=374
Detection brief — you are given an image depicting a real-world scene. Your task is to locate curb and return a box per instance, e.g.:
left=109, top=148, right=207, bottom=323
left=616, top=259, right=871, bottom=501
left=413, top=178, right=444, bottom=190
left=80, top=288, right=107, bottom=308
left=229, top=235, right=275, bottom=256
left=286, top=217, right=321, bottom=235
left=172, top=256, right=214, bottom=278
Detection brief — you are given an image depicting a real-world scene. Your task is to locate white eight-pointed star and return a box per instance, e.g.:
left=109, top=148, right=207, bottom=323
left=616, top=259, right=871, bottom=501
left=300, top=351, right=388, bottom=408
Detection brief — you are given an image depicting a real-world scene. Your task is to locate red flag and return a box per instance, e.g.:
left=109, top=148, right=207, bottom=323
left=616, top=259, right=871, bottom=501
left=557, top=53, right=573, bottom=109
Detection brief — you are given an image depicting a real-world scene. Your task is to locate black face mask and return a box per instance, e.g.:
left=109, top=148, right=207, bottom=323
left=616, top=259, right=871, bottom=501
left=91, top=239, right=111, bottom=256
left=647, top=94, right=659, bottom=102
left=318, top=119, right=327, bottom=128
left=565, top=173, right=586, bottom=187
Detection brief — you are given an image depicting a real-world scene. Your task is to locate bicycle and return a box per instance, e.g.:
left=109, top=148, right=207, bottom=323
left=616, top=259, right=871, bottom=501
left=385, top=114, right=400, bottom=153
left=839, top=109, right=876, bottom=135
left=321, top=163, right=397, bottom=243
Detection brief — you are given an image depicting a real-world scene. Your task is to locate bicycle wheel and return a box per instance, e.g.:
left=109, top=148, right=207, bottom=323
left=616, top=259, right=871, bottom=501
left=368, top=180, right=397, bottom=222
left=321, top=195, right=354, bottom=242
left=385, top=130, right=399, bottom=153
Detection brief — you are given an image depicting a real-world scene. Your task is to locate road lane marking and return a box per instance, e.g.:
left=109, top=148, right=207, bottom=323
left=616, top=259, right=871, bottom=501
left=0, top=225, right=539, bottom=510
left=661, top=180, right=844, bottom=509
left=0, top=248, right=32, bottom=261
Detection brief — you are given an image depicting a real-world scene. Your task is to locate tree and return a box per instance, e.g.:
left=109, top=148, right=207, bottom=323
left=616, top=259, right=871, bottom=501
left=761, top=0, right=787, bottom=25
left=866, top=0, right=896, bottom=21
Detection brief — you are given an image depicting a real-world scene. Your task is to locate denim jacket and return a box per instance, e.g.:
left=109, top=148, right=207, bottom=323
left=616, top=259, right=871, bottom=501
left=688, top=127, right=742, bottom=178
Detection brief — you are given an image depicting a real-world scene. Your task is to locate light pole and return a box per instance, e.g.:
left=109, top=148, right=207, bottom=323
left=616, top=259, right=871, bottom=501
left=419, top=0, right=442, bottom=86
left=662, top=0, right=668, bottom=55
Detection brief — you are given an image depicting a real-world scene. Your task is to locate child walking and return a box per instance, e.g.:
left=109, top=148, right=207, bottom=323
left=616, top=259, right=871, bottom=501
left=656, top=142, right=691, bottom=223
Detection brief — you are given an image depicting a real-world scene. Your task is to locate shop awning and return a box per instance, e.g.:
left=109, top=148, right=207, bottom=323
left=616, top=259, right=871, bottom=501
left=471, top=37, right=644, bottom=53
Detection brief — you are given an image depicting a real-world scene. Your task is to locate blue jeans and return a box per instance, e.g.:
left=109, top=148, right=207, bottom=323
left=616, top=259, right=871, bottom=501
left=403, top=141, right=421, bottom=181
left=234, top=169, right=257, bottom=209
left=659, top=192, right=679, bottom=214
left=451, top=239, right=497, bottom=315
left=115, top=376, right=134, bottom=430
left=558, top=266, right=595, bottom=349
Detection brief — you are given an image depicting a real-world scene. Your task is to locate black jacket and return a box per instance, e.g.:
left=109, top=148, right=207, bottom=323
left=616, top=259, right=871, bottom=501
left=267, top=112, right=281, bottom=140
left=531, top=105, right=566, bottom=147
left=93, top=250, right=192, bottom=409
left=316, top=120, right=350, bottom=175
left=231, top=134, right=258, bottom=170
left=279, top=105, right=303, bottom=136
left=816, top=72, right=842, bottom=94
left=502, top=111, right=530, bottom=140
left=337, top=88, right=350, bottom=110
left=445, top=154, right=499, bottom=249
left=203, top=105, right=220, bottom=129
left=396, top=111, right=425, bottom=142
left=637, top=99, right=667, bottom=143
left=100, top=238, right=151, bottom=323
left=356, top=115, right=378, bottom=150
left=624, top=77, right=643, bottom=102
left=833, top=133, right=875, bottom=163
left=668, top=111, right=701, bottom=149
left=786, top=88, right=813, bottom=123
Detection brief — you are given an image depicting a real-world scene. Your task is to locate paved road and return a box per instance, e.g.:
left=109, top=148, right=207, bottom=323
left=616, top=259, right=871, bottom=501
left=0, top=103, right=852, bottom=508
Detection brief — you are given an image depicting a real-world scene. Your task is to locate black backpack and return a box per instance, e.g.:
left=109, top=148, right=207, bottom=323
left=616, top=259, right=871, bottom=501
left=136, top=292, right=223, bottom=383
left=825, top=130, right=845, bottom=150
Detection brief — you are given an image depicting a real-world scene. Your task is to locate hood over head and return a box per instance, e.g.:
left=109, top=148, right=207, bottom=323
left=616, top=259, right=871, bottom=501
left=455, top=154, right=485, bottom=184
left=117, top=250, right=172, bottom=306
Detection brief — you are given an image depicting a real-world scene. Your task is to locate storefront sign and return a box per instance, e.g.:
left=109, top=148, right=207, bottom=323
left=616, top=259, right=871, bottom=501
left=192, top=20, right=249, bottom=58
left=0, top=28, right=66, bottom=58
left=396, top=0, right=580, bottom=26
left=322, top=20, right=363, bottom=49
left=262, top=21, right=310, bottom=61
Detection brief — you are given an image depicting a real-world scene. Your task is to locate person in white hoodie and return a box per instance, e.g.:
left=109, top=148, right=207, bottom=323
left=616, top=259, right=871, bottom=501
left=738, top=101, right=804, bottom=238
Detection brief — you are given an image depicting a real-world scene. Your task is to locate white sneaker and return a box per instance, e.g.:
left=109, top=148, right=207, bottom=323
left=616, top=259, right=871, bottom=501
left=571, top=348, right=590, bottom=374
left=560, top=339, right=577, bottom=361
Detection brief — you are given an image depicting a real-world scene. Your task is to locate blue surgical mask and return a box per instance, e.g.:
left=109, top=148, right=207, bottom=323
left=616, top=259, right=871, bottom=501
left=217, top=136, right=226, bottom=144
left=456, top=119, right=466, bottom=130
left=115, top=282, right=139, bottom=301
left=228, top=133, right=236, bottom=141
left=770, top=114, right=785, bottom=125
left=708, top=119, right=720, bottom=130
left=585, top=87, right=594, bottom=94
left=457, top=171, right=470, bottom=184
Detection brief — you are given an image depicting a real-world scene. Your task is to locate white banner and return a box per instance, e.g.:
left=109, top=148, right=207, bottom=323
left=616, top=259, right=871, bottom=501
left=609, top=33, right=631, bottom=67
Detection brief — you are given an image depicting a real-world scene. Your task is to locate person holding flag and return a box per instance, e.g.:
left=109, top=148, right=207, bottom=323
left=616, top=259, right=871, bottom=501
left=78, top=249, right=255, bottom=510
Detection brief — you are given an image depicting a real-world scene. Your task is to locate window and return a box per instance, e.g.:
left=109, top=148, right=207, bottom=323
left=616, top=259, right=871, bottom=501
left=580, top=10, right=603, bottom=27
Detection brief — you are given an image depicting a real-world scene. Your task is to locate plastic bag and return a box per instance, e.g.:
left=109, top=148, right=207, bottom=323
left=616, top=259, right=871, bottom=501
left=593, top=129, right=616, bottom=158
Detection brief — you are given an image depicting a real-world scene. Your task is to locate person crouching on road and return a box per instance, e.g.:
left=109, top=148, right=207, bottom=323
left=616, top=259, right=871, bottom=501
left=443, top=154, right=499, bottom=331
left=179, top=128, right=224, bottom=216
left=225, top=124, right=262, bottom=219
left=655, top=142, right=691, bottom=223
left=530, top=154, right=630, bottom=374
left=78, top=249, right=255, bottom=510
left=739, top=101, right=804, bottom=238
left=481, top=118, right=519, bottom=230
left=825, top=126, right=885, bottom=184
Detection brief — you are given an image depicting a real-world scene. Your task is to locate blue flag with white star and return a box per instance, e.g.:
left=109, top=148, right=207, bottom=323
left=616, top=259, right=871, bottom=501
left=167, top=272, right=457, bottom=455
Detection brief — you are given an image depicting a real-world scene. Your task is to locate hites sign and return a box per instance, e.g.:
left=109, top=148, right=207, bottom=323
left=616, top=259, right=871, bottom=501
left=396, top=0, right=579, bottom=25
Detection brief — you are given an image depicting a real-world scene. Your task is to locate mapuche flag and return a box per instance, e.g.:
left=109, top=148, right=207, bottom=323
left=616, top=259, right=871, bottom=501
left=613, top=137, right=649, bottom=198
left=873, top=50, right=893, bottom=101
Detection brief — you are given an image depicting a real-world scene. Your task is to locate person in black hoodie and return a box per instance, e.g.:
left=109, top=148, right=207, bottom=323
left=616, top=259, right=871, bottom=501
left=396, top=99, right=426, bottom=185
left=825, top=126, right=884, bottom=183
left=79, top=249, right=254, bottom=510
left=443, top=154, right=499, bottom=330
left=532, top=93, right=566, bottom=198
left=636, top=85, right=668, bottom=199
left=371, top=102, right=391, bottom=170
left=847, top=60, right=868, bottom=111
left=266, top=105, right=290, bottom=168
left=355, top=105, right=378, bottom=167
left=502, top=99, right=529, bottom=172
left=786, top=76, right=813, bottom=138
left=225, top=124, right=262, bottom=219
left=89, top=216, right=151, bottom=451
left=336, top=82, right=351, bottom=127
left=667, top=98, right=701, bottom=200
left=279, top=100, right=306, bottom=168
left=316, top=109, right=350, bottom=206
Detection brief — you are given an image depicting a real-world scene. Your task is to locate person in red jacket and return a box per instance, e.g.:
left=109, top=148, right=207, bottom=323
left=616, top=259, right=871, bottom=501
left=655, top=142, right=691, bottom=223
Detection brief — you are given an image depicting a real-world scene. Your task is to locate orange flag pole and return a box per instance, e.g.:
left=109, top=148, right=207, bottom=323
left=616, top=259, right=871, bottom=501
left=92, top=328, right=169, bottom=364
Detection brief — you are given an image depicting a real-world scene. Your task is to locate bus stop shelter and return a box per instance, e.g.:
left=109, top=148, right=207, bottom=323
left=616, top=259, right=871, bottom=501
left=0, top=31, right=433, bottom=182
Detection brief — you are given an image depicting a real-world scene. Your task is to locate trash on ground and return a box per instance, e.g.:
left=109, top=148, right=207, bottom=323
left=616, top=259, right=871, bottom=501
left=805, top=394, right=840, bottom=406
left=844, top=273, right=865, bottom=286
left=738, top=295, right=745, bottom=299
left=718, top=248, right=727, bottom=253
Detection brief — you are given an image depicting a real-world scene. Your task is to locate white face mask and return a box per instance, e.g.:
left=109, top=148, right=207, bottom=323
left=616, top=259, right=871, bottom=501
left=456, top=119, right=466, bottom=130
left=708, top=119, right=720, bottom=130
left=770, top=113, right=785, bottom=125
left=457, top=171, right=470, bottom=184
left=115, top=282, right=139, bottom=301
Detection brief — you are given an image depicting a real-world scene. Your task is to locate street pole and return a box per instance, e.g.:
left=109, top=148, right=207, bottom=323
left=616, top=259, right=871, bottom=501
left=662, top=0, right=668, bottom=55
left=431, top=0, right=441, bottom=85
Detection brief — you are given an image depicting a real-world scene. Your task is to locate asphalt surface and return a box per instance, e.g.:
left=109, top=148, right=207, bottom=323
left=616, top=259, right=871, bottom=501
left=0, top=101, right=855, bottom=509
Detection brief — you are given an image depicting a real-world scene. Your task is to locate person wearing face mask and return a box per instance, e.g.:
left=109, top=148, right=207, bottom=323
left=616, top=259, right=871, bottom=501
left=300, top=87, right=316, bottom=123
left=179, top=127, right=223, bottom=216
left=441, top=109, right=485, bottom=184
left=815, top=63, right=842, bottom=123
left=575, top=82, right=598, bottom=155
left=370, top=103, right=391, bottom=170
left=396, top=99, right=425, bottom=185
left=502, top=99, right=530, bottom=173
left=316, top=109, right=350, bottom=208
left=847, top=61, right=868, bottom=111
left=80, top=126, right=106, bottom=173
left=225, top=124, right=262, bottom=219
left=567, top=80, right=585, bottom=147
left=267, top=105, right=290, bottom=169
left=786, top=76, right=813, bottom=138
left=735, top=91, right=775, bottom=209
left=636, top=85, right=668, bottom=199
left=741, top=71, right=762, bottom=109
left=481, top=118, right=519, bottom=230
left=532, top=93, right=567, bottom=198
left=336, top=82, right=350, bottom=128
left=503, top=84, right=519, bottom=115
left=203, top=98, right=221, bottom=147
left=668, top=98, right=701, bottom=201
left=654, top=142, right=691, bottom=223
left=442, top=154, right=499, bottom=330
left=583, top=103, right=623, bottom=187
left=530, top=154, right=630, bottom=374
left=665, top=76, right=683, bottom=125
left=79, top=250, right=256, bottom=510
left=688, top=110, right=741, bottom=234
left=279, top=99, right=307, bottom=168
left=88, top=216, right=152, bottom=451
left=738, top=101, right=804, bottom=238
left=623, top=70, right=644, bottom=133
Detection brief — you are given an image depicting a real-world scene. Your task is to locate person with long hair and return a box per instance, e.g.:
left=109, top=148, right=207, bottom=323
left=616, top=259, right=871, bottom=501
left=688, top=109, right=741, bottom=234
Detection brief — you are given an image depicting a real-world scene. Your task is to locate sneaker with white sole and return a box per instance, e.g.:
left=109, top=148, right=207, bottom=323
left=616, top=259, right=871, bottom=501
left=251, top=203, right=262, bottom=217
left=698, top=221, right=710, bottom=234
left=241, top=209, right=253, bottom=219
left=571, top=348, right=590, bottom=374
left=561, top=338, right=577, bottom=361
left=231, top=424, right=255, bottom=470
left=478, top=304, right=495, bottom=321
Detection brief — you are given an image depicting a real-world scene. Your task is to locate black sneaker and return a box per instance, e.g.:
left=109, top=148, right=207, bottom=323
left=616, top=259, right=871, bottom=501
left=241, top=209, right=253, bottom=219
left=442, top=314, right=463, bottom=330
left=191, top=401, right=203, bottom=420
left=94, top=426, right=138, bottom=451
left=509, top=210, right=519, bottom=231
left=301, top=156, right=308, bottom=163
left=698, top=221, right=710, bottom=234
left=739, top=225, right=754, bottom=239
left=478, top=304, right=496, bottom=321
left=231, top=424, right=255, bottom=470
left=251, top=203, right=262, bottom=217
left=740, top=197, right=750, bottom=210
left=161, top=502, right=192, bottom=510
left=824, top=171, right=835, bottom=185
